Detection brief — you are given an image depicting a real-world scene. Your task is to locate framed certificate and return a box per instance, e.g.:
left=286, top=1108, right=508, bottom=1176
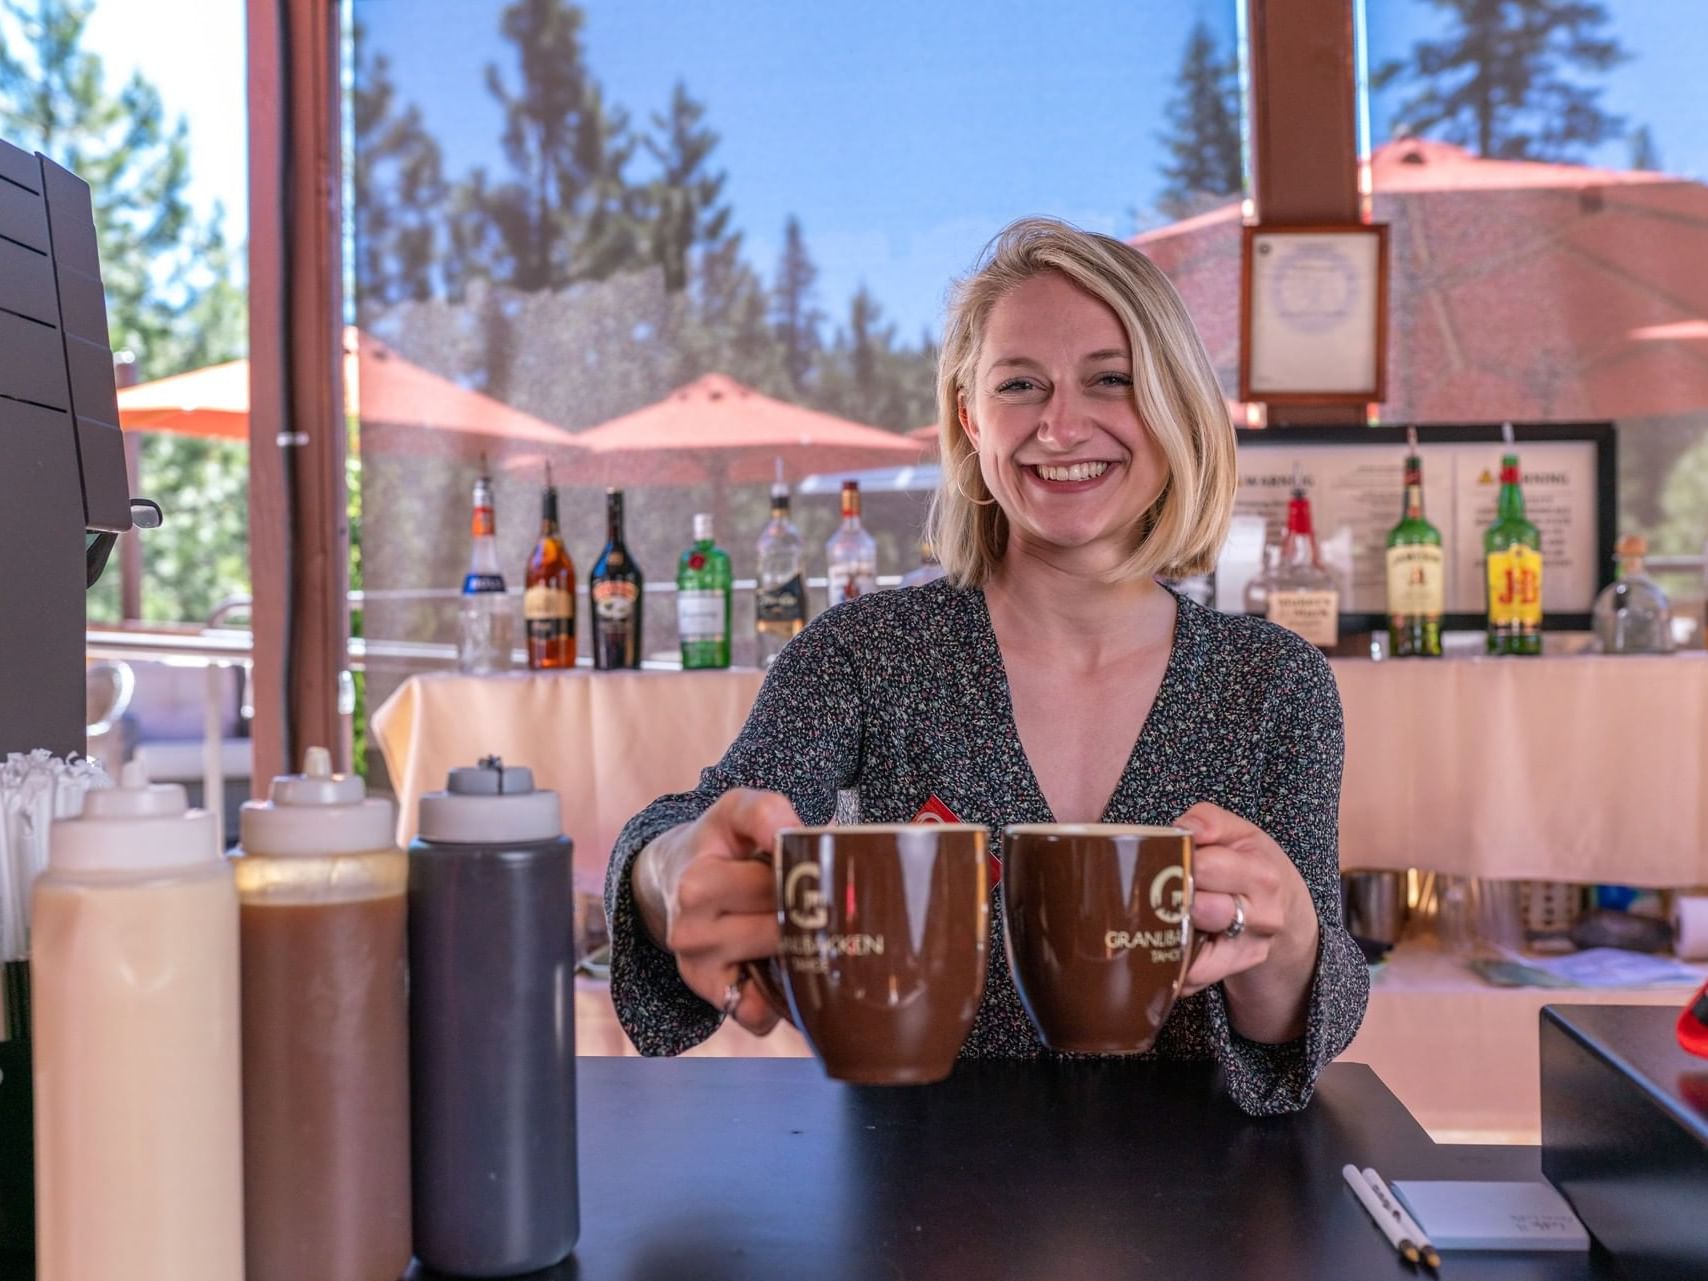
left=1240, top=224, right=1389, bottom=405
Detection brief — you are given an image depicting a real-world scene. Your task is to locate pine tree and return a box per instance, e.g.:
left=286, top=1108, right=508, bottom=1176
left=1373, top=0, right=1627, bottom=161
left=352, top=27, right=450, bottom=308
left=464, top=0, right=641, bottom=293
left=1628, top=123, right=1661, bottom=172
left=640, top=80, right=735, bottom=294
left=1156, top=20, right=1243, bottom=219
left=771, top=216, right=822, bottom=394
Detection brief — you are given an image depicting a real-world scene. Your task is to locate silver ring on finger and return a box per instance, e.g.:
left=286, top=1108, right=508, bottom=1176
left=1224, top=893, right=1247, bottom=941
left=720, top=973, right=748, bottom=1020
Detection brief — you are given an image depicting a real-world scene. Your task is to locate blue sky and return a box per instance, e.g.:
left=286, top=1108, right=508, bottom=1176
left=81, top=1, right=1708, bottom=339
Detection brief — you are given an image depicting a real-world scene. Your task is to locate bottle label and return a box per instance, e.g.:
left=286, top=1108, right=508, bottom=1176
left=1487, top=546, right=1543, bottom=626
left=593, top=579, right=639, bottom=624
left=463, top=572, right=506, bottom=594
left=756, top=574, right=806, bottom=624
left=1267, top=590, right=1339, bottom=647
left=677, top=590, right=727, bottom=643
left=523, top=584, right=573, bottom=621
left=829, top=570, right=878, bottom=604
left=1385, top=545, right=1444, bottom=617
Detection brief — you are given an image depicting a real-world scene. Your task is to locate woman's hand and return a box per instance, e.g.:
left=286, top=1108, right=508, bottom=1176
left=631, top=788, right=798, bottom=1035
left=1174, top=801, right=1321, bottom=1044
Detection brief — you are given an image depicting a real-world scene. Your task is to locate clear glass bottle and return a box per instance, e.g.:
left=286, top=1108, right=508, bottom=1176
left=1264, top=482, right=1339, bottom=650
left=458, top=464, right=512, bottom=674
left=825, top=480, right=878, bottom=609
left=1593, top=534, right=1673, bottom=654
left=677, top=513, right=733, bottom=670
left=899, top=539, right=947, bottom=589
left=755, top=474, right=806, bottom=667
left=1241, top=533, right=1281, bottom=618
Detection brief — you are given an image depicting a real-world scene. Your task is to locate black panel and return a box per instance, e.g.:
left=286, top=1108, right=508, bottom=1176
left=38, top=159, right=98, bottom=268
left=52, top=259, right=108, bottom=348
left=0, top=396, right=86, bottom=758
left=0, top=138, right=38, bottom=192
left=0, top=179, right=49, bottom=254
left=0, top=309, right=70, bottom=410
left=73, top=416, right=131, bottom=532
left=66, top=334, right=119, bottom=427
left=0, top=233, right=57, bottom=326
left=1542, top=1005, right=1708, bottom=1281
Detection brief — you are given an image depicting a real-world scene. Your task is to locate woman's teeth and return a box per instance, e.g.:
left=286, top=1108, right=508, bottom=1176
left=1035, top=462, right=1110, bottom=483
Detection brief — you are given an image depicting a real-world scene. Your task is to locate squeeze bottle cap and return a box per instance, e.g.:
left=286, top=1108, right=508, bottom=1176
left=417, top=755, right=564, bottom=847
left=239, top=746, right=396, bottom=857
left=50, top=761, right=220, bottom=873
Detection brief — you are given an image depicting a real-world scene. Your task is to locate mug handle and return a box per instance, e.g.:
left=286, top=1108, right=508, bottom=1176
left=742, top=956, right=795, bottom=1027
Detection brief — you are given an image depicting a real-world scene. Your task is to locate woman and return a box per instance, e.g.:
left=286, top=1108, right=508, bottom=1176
left=604, top=217, right=1368, bottom=1115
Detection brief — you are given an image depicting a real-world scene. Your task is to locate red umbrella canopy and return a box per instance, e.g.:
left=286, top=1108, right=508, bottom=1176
left=573, top=373, right=925, bottom=486
left=1133, top=139, right=1708, bottom=422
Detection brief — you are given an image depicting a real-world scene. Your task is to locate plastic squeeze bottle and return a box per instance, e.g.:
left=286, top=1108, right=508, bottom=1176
left=410, top=757, right=579, bottom=1274
left=234, top=747, right=410, bottom=1281
left=31, top=762, right=244, bottom=1281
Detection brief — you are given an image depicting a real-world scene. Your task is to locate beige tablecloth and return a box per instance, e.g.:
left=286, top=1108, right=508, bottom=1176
left=373, top=654, right=1708, bottom=892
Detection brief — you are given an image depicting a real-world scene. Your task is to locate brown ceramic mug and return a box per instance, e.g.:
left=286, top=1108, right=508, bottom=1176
left=1001, top=824, right=1206, bottom=1054
left=747, top=824, right=990, bottom=1085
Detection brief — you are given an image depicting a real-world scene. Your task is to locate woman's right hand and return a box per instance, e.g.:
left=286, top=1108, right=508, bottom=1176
left=630, top=788, right=800, bottom=1035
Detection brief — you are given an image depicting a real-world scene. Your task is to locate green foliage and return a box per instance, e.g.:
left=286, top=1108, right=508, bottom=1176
left=1156, top=20, right=1243, bottom=219
left=1372, top=0, right=1628, bottom=160
left=1628, top=122, right=1661, bottom=172
left=352, top=36, right=449, bottom=306
left=772, top=215, right=822, bottom=395
left=639, top=79, right=736, bottom=293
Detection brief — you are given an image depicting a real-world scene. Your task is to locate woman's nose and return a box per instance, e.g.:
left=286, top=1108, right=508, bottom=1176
left=1036, top=389, right=1097, bottom=449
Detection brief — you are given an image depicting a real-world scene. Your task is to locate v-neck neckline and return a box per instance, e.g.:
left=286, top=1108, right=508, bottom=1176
left=971, top=583, right=1192, bottom=826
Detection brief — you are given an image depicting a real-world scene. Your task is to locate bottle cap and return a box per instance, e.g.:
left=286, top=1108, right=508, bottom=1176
left=239, top=746, right=396, bottom=857
left=694, top=513, right=714, bottom=543
left=50, top=760, right=221, bottom=873
left=417, top=756, right=564, bottom=846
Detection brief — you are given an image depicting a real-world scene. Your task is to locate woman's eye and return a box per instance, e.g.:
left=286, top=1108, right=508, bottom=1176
left=996, top=377, right=1038, bottom=393
left=1095, top=372, right=1133, bottom=387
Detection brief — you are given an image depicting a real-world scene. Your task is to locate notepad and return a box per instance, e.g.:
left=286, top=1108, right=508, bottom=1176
left=1391, top=1181, right=1590, bottom=1252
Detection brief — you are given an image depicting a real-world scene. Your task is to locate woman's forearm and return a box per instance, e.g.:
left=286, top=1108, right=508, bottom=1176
left=1221, top=913, right=1319, bottom=1044
left=630, top=823, right=692, bottom=950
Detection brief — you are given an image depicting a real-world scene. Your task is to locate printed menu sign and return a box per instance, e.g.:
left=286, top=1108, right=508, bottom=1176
left=1218, top=436, right=1602, bottom=618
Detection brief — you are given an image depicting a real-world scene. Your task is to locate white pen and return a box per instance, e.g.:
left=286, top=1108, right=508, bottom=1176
left=1364, top=1167, right=1443, bottom=1271
left=1343, top=1163, right=1421, bottom=1266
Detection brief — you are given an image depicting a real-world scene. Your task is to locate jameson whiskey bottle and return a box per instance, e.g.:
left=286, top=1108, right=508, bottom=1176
left=824, top=480, right=878, bottom=610
left=1485, top=453, right=1543, bottom=656
left=524, top=463, right=576, bottom=670
left=677, top=513, right=733, bottom=670
left=755, top=472, right=806, bottom=667
left=456, top=462, right=511, bottom=674
left=591, top=488, right=644, bottom=669
left=1265, top=481, right=1339, bottom=651
left=1385, top=436, right=1443, bottom=658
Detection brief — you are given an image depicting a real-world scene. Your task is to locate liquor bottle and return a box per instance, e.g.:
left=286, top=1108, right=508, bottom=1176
left=1593, top=534, right=1673, bottom=655
left=458, top=462, right=512, bottom=674
left=1385, top=435, right=1444, bottom=658
left=590, top=488, right=644, bottom=669
left=677, top=513, right=733, bottom=670
left=899, top=539, right=947, bottom=589
left=755, top=471, right=806, bottom=667
left=524, top=463, right=576, bottom=670
left=825, top=480, right=878, bottom=609
left=1485, top=452, right=1543, bottom=656
left=1264, top=480, right=1339, bottom=651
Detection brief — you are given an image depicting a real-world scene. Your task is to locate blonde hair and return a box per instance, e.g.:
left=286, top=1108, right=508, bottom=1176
left=927, top=216, right=1236, bottom=587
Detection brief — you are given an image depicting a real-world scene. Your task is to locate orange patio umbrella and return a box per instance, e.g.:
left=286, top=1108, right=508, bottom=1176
left=1134, top=139, right=1708, bottom=422
left=573, top=373, right=926, bottom=487
left=117, top=328, right=582, bottom=454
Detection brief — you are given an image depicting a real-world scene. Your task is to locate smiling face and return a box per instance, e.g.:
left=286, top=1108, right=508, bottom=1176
left=959, top=271, right=1169, bottom=571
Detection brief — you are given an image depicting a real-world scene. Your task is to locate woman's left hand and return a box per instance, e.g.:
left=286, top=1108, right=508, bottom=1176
left=1173, top=802, right=1321, bottom=1039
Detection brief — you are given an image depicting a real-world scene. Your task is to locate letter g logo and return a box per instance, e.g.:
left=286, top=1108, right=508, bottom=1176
left=1150, top=866, right=1186, bottom=925
left=784, top=862, right=829, bottom=931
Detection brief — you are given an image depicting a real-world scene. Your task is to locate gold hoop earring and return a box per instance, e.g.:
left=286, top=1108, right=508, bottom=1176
left=950, top=450, right=998, bottom=508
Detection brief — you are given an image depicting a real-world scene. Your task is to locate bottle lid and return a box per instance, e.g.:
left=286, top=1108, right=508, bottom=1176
left=239, top=746, right=396, bottom=857
left=1615, top=533, right=1647, bottom=560
left=693, top=512, right=714, bottom=543
left=417, top=756, right=563, bottom=846
left=50, top=760, right=220, bottom=873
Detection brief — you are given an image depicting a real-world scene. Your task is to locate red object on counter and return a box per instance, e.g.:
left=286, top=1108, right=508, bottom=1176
left=1680, top=978, right=1708, bottom=1059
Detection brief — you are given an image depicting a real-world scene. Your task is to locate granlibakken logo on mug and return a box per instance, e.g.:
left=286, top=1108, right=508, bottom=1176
left=782, top=860, right=884, bottom=973
left=1149, top=864, right=1186, bottom=925
left=784, top=861, right=829, bottom=930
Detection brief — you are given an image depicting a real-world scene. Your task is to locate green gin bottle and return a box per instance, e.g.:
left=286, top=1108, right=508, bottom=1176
left=677, top=513, right=732, bottom=669
left=1485, top=453, right=1543, bottom=656
left=1385, top=438, right=1443, bottom=658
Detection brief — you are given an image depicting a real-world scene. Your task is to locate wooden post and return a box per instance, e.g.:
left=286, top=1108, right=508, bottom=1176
left=246, top=0, right=348, bottom=789
left=1245, top=0, right=1366, bottom=426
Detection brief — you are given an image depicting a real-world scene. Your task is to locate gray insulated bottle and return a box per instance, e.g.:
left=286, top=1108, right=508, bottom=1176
left=409, top=758, right=578, bottom=1275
